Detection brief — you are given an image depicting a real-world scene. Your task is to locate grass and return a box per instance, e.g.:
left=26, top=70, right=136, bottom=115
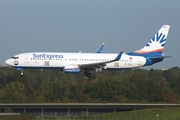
left=99, top=107, right=180, bottom=120
left=36, top=107, right=180, bottom=120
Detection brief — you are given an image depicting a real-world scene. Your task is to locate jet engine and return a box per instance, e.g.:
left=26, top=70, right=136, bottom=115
left=63, top=65, right=80, bottom=74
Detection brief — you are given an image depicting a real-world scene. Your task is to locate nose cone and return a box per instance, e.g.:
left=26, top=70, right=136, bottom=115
left=5, top=59, right=12, bottom=66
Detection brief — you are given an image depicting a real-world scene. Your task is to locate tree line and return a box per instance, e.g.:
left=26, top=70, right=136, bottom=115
left=0, top=66, right=180, bottom=103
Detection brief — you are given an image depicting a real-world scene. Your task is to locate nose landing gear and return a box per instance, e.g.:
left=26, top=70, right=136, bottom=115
left=21, top=70, right=23, bottom=75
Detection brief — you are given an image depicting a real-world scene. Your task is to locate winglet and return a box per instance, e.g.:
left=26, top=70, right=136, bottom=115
left=114, top=50, right=124, bottom=61
left=96, top=42, right=105, bottom=53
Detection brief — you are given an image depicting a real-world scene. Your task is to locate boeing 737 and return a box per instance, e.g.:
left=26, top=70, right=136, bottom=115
left=5, top=25, right=171, bottom=78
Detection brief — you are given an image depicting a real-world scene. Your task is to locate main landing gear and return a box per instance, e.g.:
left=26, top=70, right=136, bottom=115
left=84, top=71, right=92, bottom=78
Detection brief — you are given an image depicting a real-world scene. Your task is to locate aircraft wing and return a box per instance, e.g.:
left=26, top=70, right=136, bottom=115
left=78, top=50, right=123, bottom=70
left=79, top=61, right=107, bottom=70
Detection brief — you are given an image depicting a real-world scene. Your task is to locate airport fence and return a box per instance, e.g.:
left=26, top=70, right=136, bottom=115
left=1, top=112, right=179, bottom=120
left=30, top=112, right=179, bottom=120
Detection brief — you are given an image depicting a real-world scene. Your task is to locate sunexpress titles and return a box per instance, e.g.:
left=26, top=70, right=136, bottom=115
left=33, top=53, right=64, bottom=59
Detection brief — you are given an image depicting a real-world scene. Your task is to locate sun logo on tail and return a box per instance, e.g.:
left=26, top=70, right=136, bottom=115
left=146, top=32, right=166, bottom=47
left=132, top=25, right=170, bottom=54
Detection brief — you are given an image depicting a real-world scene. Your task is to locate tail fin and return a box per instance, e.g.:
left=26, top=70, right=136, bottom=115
left=130, top=25, right=170, bottom=57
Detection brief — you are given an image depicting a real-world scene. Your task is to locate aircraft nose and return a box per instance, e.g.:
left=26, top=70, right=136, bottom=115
left=5, top=59, right=11, bottom=65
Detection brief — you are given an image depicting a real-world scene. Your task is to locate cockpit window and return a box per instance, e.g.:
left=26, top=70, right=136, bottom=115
left=11, top=57, right=19, bottom=59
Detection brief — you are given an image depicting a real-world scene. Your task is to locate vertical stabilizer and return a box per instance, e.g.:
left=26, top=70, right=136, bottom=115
left=129, top=25, right=170, bottom=56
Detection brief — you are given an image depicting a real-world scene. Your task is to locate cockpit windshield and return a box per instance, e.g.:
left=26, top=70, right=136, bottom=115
left=11, top=57, right=19, bottom=59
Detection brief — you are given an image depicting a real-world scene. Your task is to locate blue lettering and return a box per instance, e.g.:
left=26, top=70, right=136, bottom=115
left=33, top=53, right=64, bottom=59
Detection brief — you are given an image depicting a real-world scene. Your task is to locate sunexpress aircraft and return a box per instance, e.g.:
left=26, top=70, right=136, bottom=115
left=5, top=25, right=171, bottom=78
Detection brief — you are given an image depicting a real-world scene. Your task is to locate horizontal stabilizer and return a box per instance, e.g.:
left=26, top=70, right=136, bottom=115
left=149, top=55, right=173, bottom=59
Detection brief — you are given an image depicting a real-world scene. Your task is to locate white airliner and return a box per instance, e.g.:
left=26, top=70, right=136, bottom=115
left=5, top=25, right=171, bottom=78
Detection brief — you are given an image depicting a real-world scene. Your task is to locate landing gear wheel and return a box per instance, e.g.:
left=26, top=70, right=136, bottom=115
left=21, top=70, right=23, bottom=76
left=87, top=73, right=92, bottom=78
left=21, top=72, right=23, bottom=75
left=84, top=72, right=92, bottom=78
left=84, top=72, right=88, bottom=76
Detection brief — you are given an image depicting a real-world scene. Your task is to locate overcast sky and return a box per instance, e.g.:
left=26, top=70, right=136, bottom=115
left=0, top=0, right=179, bottom=69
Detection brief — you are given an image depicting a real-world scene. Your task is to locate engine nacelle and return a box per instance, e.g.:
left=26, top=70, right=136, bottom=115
left=63, top=65, right=80, bottom=74
left=14, top=67, right=23, bottom=71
